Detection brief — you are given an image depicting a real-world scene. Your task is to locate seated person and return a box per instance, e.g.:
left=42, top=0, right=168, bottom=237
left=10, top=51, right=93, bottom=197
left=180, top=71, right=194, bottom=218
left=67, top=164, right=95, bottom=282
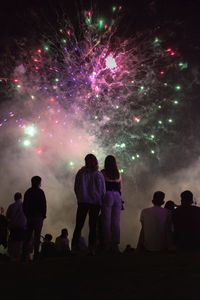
left=173, top=190, right=200, bottom=251
left=137, top=191, right=171, bottom=252
left=164, top=200, right=177, bottom=211
left=55, top=228, right=70, bottom=256
left=41, top=234, right=56, bottom=258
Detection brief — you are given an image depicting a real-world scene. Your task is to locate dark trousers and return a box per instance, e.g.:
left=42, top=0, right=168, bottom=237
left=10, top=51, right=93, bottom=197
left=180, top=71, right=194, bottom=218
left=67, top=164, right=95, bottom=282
left=72, top=203, right=100, bottom=249
left=9, top=228, right=26, bottom=241
left=24, top=217, right=44, bottom=255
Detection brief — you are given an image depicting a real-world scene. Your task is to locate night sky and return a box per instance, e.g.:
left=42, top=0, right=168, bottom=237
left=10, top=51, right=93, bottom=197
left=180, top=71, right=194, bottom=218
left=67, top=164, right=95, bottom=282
left=0, top=0, right=199, bottom=75
left=0, top=0, right=200, bottom=90
left=0, top=0, right=200, bottom=44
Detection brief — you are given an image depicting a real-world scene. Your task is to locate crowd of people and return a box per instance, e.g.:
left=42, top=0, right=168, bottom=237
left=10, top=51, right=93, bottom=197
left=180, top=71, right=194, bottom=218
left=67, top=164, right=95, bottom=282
left=138, top=190, right=200, bottom=252
left=0, top=153, right=200, bottom=262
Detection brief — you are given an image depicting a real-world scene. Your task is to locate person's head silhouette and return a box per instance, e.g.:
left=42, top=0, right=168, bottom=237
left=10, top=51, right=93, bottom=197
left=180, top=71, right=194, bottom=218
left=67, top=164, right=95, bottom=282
left=31, top=176, right=42, bottom=188
left=164, top=200, right=175, bottom=210
left=152, top=191, right=165, bottom=206
left=44, top=234, right=53, bottom=242
left=180, top=190, right=193, bottom=206
left=14, top=192, right=22, bottom=201
left=85, top=154, right=98, bottom=172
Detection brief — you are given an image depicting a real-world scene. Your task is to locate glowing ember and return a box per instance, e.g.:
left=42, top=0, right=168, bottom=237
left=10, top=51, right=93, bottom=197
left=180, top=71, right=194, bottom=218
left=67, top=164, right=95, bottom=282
left=105, top=55, right=117, bottom=69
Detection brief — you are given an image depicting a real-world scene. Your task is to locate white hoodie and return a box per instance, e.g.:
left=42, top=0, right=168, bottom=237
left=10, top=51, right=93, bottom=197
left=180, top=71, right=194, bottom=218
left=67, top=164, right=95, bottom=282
left=74, top=167, right=106, bottom=206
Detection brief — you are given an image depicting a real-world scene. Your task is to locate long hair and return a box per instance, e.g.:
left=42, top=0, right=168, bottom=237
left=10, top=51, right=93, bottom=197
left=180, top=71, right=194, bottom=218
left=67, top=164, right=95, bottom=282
left=104, top=155, right=120, bottom=180
left=85, top=154, right=98, bottom=172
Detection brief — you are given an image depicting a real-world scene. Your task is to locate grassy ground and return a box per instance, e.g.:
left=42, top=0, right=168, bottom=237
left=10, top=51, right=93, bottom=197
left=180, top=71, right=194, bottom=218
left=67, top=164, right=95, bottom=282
left=1, top=252, right=200, bottom=300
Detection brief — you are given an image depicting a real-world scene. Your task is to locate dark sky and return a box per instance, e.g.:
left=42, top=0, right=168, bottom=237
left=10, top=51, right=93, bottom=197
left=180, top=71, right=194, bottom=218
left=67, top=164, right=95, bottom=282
left=0, top=0, right=200, bottom=38
left=0, top=0, right=200, bottom=66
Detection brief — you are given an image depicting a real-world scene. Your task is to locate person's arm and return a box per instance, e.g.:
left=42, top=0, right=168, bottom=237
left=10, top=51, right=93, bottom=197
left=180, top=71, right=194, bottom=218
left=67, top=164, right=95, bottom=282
left=41, top=190, right=47, bottom=219
left=74, top=170, right=81, bottom=198
left=119, top=176, right=124, bottom=210
left=66, top=238, right=70, bottom=251
left=136, top=211, right=145, bottom=251
left=119, top=175, right=122, bottom=194
left=23, top=190, right=29, bottom=218
left=6, top=206, right=11, bottom=221
left=99, top=172, right=106, bottom=198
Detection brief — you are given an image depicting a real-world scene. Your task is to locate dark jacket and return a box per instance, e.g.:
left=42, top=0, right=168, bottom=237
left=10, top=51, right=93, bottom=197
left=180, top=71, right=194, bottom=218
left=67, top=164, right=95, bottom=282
left=173, top=205, right=200, bottom=250
left=23, top=187, right=47, bottom=219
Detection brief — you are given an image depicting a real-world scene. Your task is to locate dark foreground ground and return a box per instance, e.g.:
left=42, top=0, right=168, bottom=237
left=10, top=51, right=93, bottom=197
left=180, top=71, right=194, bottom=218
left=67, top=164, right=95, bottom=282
left=1, top=252, right=200, bottom=300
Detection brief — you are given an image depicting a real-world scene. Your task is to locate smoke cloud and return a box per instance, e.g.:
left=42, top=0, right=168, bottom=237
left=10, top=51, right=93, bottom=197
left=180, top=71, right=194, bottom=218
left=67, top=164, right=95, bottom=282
left=1, top=102, right=200, bottom=250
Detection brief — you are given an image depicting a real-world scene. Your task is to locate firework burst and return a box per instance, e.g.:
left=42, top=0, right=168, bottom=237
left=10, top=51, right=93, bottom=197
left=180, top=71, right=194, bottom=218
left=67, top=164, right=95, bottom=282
left=0, top=6, right=190, bottom=172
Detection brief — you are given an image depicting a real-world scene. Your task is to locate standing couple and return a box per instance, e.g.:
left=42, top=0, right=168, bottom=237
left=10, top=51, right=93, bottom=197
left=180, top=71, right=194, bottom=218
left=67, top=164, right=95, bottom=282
left=72, top=154, right=122, bottom=254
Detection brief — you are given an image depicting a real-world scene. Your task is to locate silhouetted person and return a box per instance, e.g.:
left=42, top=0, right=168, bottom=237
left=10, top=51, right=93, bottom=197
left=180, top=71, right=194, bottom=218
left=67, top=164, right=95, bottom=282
left=0, top=207, right=8, bottom=249
left=164, top=200, right=177, bottom=250
left=6, top=192, right=27, bottom=261
left=72, top=154, right=105, bottom=254
left=137, top=191, right=171, bottom=252
left=41, top=234, right=56, bottom=258
left=101, top=155, right=122, bottom=253
left=23, top=176, right=47, bottom=260
left=55, top=228, right=70, bottom=256
left=164, top=200, right=176, bottom=211
left=173, top=190, right=200, bottom=251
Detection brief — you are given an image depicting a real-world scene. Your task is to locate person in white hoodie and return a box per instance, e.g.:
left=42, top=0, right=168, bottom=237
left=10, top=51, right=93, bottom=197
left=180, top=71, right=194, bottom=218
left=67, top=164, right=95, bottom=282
left=72, top=154, right=106, bottom=254
left=6, top=192, right=27, bottom=260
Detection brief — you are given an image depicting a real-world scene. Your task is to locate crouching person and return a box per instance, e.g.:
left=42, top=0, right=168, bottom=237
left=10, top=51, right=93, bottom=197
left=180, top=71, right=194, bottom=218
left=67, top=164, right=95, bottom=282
left=6, top=193, right=27, bottom=261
